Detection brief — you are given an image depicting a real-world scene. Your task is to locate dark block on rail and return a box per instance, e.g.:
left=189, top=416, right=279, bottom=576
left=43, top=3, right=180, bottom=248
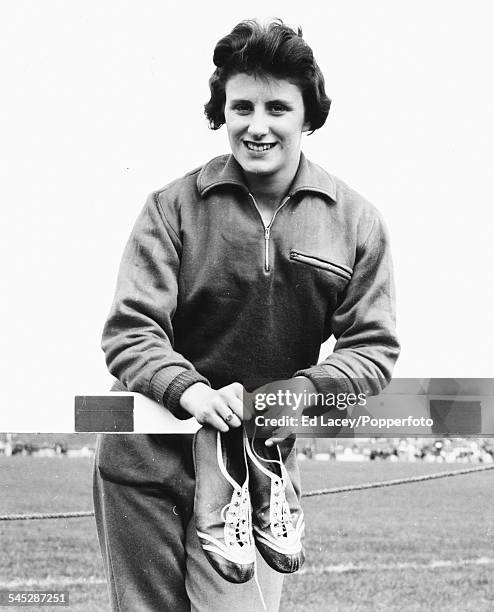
left=430, top=400, right=482, bottom=435
left=75, top=395, right=134, bottom=432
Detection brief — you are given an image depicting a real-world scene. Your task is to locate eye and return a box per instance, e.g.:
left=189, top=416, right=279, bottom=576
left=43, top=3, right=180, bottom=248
left=232, top=102, right=252, bottom=114
left=269, top=103, right=288, bottom=114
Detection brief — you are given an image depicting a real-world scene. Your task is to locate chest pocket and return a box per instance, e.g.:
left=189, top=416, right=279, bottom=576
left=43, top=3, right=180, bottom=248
left=289, top=249, right=353, bottom=282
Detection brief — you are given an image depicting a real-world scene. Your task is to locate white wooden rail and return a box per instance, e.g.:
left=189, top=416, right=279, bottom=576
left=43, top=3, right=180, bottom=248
left=74, top=379, right=494, bottom=436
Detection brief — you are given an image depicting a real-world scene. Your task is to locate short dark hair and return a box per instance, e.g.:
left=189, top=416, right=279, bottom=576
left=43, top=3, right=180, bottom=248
left=204, top=19, right=331, bottom=133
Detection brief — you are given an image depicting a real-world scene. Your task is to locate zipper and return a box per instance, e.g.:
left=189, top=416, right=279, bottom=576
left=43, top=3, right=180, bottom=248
left=290, top=250, right=353, bottom=281
left=248, top=193, right=291, bottom=272
left=264, top=227, right=271, bottom=272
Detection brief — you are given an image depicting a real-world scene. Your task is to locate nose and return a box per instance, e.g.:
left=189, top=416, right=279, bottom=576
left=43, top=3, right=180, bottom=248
left=247, top=109, right=269, bottom=140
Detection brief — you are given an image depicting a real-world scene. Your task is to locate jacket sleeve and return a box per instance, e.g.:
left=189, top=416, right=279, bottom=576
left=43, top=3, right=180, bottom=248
left=101, top=191, right=210, bottom=418
left=295, top=210, right=400, bottom=397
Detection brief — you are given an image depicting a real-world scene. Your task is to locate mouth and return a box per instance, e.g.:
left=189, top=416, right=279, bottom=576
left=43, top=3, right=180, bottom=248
left=243, top=141, right=277, bottom=153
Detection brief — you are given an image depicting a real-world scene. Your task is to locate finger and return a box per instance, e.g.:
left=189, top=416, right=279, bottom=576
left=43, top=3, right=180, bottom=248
left=218, top=390, right=244, bottom=422
left=265, top=436, right=284, bottom=447
left=199, top=401, right=231, bottom=433
left=219, top=382, right=244, bottom=399
left=203, top=413, right=230, bottom=433
left=218, top=388, right=243, bottom=412
left=208, top=397, right=240, bottom=429
left=225, top=395, right=244, bottom=421
left=229, top=382, right=244, bottom=399
left=219, top=406, right=242, bottom=429
left=264, top=428, right=290, bottom=446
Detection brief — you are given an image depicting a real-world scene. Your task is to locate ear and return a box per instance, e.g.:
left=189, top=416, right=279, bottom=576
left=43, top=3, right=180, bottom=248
left=302, top=120, right=311, bottom=133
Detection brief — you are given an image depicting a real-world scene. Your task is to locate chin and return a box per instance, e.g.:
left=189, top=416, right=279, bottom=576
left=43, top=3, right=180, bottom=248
left=238, top=156, right=276, bottom=176
left=246, top=164, right=276, bottom=177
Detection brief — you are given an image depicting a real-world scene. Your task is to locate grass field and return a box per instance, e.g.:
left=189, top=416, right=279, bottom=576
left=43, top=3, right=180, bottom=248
left=0, top=456, right=493, bottom=611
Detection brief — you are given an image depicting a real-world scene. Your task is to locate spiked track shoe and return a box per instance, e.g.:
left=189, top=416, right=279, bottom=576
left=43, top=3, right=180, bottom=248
left=245, top=433, right=305, bottom=574
left=193, top=425, right=256, bottom=583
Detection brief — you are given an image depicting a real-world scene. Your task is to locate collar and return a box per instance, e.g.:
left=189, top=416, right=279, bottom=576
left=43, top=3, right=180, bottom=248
left=197, top=152, right=337, bottom=202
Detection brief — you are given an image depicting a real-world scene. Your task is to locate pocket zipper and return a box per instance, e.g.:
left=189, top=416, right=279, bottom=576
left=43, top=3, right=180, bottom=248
left=290, top=250, right=353, bottom=281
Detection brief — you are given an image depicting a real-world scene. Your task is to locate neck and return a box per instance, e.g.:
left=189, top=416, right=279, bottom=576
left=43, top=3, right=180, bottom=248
left=243, top=153, right=301, bottom=204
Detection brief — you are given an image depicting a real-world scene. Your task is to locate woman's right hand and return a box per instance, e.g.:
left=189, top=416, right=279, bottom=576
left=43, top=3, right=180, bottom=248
left=179, top=382, right=244, bottom=432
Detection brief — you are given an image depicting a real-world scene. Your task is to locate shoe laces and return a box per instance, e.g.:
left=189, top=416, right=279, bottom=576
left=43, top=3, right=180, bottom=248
left=220, top=482, right=254, bottom=549
left=249, top=437, right=295, bottom=539
left=216, top=431, right=254, bottom=550
left=269, top=459, right=294, bottom=538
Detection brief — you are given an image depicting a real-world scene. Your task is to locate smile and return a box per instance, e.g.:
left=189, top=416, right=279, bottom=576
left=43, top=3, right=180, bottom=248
left=243, top=141, right=277, bottom=152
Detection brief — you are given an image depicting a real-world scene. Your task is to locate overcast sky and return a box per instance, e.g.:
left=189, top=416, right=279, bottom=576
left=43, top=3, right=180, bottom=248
left=1, top=1, right=493, bottom=430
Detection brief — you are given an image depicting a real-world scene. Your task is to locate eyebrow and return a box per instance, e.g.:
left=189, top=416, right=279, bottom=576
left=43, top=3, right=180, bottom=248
left=228, top=98, right=293, bottom=106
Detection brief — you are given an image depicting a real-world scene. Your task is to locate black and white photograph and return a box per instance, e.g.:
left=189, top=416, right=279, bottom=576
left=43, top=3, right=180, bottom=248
left=1, top=1, right=493, bottom=611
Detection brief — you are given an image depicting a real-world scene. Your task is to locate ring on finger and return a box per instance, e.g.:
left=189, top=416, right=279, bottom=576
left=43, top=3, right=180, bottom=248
left=223, top=411, right=234, bottom=423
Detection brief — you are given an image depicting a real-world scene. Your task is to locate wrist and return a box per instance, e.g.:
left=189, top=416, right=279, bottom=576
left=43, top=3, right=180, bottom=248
left=163, top=371, right=210, bottom=420
left=294, top=375, right=318, bottom=394
left=179, top=382, right=211, bottom=412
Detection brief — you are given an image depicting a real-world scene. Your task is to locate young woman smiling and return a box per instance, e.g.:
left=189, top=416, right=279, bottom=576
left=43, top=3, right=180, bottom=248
left=94, top=18, right=400, bottom=612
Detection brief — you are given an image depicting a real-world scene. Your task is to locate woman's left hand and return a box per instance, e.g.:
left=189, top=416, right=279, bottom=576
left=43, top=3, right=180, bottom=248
left=244, top=376, right=318, bottom=446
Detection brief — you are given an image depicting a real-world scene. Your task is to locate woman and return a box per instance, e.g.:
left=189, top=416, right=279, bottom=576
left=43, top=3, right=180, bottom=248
left=94, top=18, right=400, bottom=612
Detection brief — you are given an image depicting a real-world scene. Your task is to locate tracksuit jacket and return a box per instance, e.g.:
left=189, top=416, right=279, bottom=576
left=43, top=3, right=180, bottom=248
left=95, top=154, right=400, bottom=609
left=101, top=152, right=400, bottom=416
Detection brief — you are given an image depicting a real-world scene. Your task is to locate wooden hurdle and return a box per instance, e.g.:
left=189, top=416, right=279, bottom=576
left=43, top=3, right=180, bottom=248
left=74, top=379, right=494, bottom=437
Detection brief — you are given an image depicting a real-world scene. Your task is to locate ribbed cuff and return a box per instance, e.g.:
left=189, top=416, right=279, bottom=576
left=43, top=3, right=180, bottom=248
left=293, top=365, right=354, bottom=397
left=162, top=370, right=211, bottom=420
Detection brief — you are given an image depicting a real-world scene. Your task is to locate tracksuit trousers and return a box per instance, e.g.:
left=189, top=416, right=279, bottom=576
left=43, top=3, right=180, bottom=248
left=93, top=433, right=284, bottom=611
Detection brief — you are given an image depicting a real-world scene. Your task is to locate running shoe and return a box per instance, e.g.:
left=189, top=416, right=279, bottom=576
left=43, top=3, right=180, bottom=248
left=193, top=425, right=256, bottom=583
left=245, top=433, right=305, bottom=573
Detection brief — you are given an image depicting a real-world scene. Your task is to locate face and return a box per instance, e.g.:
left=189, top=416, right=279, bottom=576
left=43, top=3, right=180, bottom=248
left=224, top=72, right=310, bottom=186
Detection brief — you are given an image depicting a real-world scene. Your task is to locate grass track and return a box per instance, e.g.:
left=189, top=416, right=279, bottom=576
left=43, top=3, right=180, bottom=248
left=0, top=457, right=493, bottom=611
